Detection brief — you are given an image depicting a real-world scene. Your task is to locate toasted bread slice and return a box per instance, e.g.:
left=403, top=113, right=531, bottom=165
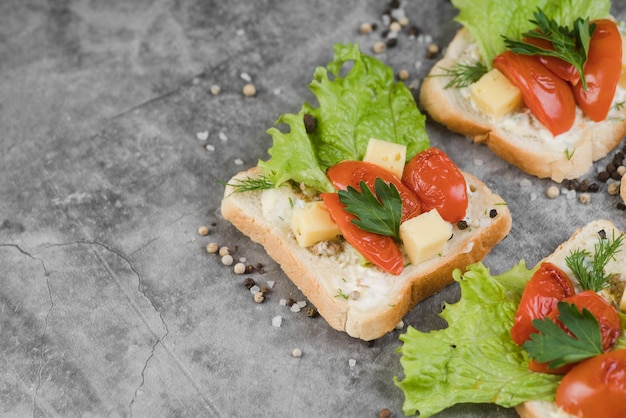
left=221, top=166, right=512, bottom=341
left=515, top=219, right=626, bottom=418
left=420, top=28, right=626, bottom=183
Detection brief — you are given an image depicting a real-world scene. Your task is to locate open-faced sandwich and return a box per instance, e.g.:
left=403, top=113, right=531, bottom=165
left=396, top=219, right=626, bottom=418
left=221, top=43, right=512, bottom=341
left=420, top=0, right=626, bottom=182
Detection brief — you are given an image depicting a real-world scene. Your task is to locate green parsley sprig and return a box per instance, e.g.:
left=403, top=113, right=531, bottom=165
left=503, top=8, right=596, bottom=90
left=523, top=301, right=604, bottom=369
left=565, top=231, right=624, bottom=292
left=338, top=178, right=402, bottom=242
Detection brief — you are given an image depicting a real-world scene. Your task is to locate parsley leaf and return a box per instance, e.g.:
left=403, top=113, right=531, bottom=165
left=338, top=178, right=402, bottom=241
left=565, top=231, right=624, bottom=292
left=503, top=8, right=595, bottom=90
left=523, top=301, right=603, bottom=369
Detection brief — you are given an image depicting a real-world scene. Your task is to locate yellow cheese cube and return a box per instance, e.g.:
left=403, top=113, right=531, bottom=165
left=620, top=286, right=626, bottom=313
left=291, top=201, right=341, bottom=247
left=400, top=209, right=452, bottom=265
left=619, top=35, right=626, bottom=89
left=362, top=138, right=407, bottom=178
left=470, top=68, right=522, bottom=118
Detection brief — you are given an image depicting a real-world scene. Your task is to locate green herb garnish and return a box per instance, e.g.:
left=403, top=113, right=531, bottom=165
left=565, top=231, right=624, bottom=292
left=523, top=301, right=603, bottom=369
left=338, top=178, right=402, bottom=241
left=564, top=148, right=575, bottom=160
left=220, top=175, right=274, bottom=193
left=503, top=8, right=595, bottom=90
left=434, top=62, right=488, bottom=88
left=335, top=288, right=349, bottom=299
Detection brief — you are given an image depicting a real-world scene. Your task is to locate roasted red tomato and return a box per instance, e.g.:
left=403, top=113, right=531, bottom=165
left=510, top=262, right=575, bottom=346
left=493, top=50, right=576, bottom=136
left=522, top=35, right=581, bottom=85
left=529, top=290, right=622, bottom=374
left=320, top=193, right=404, bottom=275
left=327, top=160, right=422, bottom=222
left=555, top=349, right=626, bottom=418
left=401, top=148, right=467, bottom=223
left=550, top=291, right=622, bottom=352
left=572, top=19, right=622, bottom=122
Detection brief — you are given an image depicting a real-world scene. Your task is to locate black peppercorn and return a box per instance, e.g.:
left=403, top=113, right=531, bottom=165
left=243, top=278, right=256, bottom=289
left=489, top=209, right=498, bottom=218
left=303, top=114, right=317, bottom=133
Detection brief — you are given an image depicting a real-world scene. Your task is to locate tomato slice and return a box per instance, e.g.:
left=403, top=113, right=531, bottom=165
left=555, top=349, right=626, bottom=418
left=572, top=19, right=622, bottom=122
left=522, top=35, right=581, bottom=85
left=510, top=262, right=575, bottom=346
left=493, top=50, right=576, bottom=136
left=320, top=193, right=404, bottom=275
left=551, top=291, right=622, bottom=352
left=401, top=148, right=467, bottom=223
left=327, top=161, right=422, bottom=222
left=528, top=290, right=622, bottom=374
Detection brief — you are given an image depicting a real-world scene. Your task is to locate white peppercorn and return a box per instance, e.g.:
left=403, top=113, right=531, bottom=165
left=546, top=185, right=560, bottom=199
left=253, top=291, right=265, bottom=303
left=219, top=246, right=230, bottom=256
left=206, top=242, right=218, bottom=254
left=198, top=226, right=209, bottom=236
left=233, top=262, right=246, bottom=274
left=221, top=254, right=234, bottom=266
left=242, top=83, right=256, bottom=97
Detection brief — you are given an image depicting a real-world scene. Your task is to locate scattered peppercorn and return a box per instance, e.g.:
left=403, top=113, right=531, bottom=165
left=243, top=278, right=256, bottom=289
left=219, top=246, right=230, bottom=256
left=379, top=408, right=392, bottom=418
left=245, top=264, right=255, bottom=274
left=210, top=84, right=221, bottom=96
left=588, top=183, right=600, bottom=193
left=407, top=25, right=421, bottom=37
left=373, top=41, right=386, bottom=54
left=233, top=262, right=246, bottom=274
left=260, top=286, right=270, bottom=295
left=489, top=209, right=498, bottom=218
left=292, top=348, right=303, bottom=358
left=242, top=83, right=256, bottom=97
left=285, top=298, right=295, bottom=307
left=456, top=220, right=468, bottom=230
left=303, top=114, right=317, bottom=133
left=608, top=182, right=620, bottom=195
left=359, top=21, right=374, bottom=34
left=617, top=202, right=626, bottom=210
left=206, top=242, right=219, bottom=254
left=221, top=254, right=234, bottom=266
left=598, top=171, right=610, bottom=182
left=579, top=193, right=591, bottom=205
left=546, top=185, right=560, bottom=199
left=253, top=291, right=265, bottom=303
left=397, top=69, right=409, bottom=81
left=198, top=226, right=209, bottom=236
left=386, top=38, right=398, bottom=48
left=426, top=43, right=440, bottom=58
left=305, top=307, right=319, bottom=318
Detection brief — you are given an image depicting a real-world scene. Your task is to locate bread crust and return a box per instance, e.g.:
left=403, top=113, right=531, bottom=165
left=221, top=166, right=512, bottom=341
left=420, top=28, right=626, bottom=183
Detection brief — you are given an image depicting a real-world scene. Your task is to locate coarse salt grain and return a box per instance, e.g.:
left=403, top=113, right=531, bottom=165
left=240, top=72, right=252, bottom=82
left=296, top=301, right=307, bottom=308
left=196, top=131, right=209, bottom=141
left=395, top=320, right=404, bottom=330
left=236, top=28, right=245, bottom=36
left=519, top=179, right=532, bottom=188
left=204, top=144, right=215, bottom=151
left=210, top=84, right=221, bottom=95
left=272, top=316, right=282, bottom=327
left=267, top=281, right=275, bottom=288
left=279, top=298, right=287, bottom=306
left=348, top=359, right=357, bottom=368
left=530, top=192, right=538, bottom=201
left=234, top=158, right=244, bottom=165
left=474, top=159, right=483, bottom=166
left=219, top=131, right=228, bottom=142
left=292, top=348, right=302, bottom=358
left=249, top=285, right=260, bottom=294
left=290, top=304, right=301, bottom=313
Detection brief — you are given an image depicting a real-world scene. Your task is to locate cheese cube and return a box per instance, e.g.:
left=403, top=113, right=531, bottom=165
left=291, top=201, right=341, bottom=247
left=400, top=209, right=452, bottom=265
left=619, top=35, right=626, bottom=89
left=362, top=138, right=407, bottom=178
left=470, top=68, right=522, bottom=118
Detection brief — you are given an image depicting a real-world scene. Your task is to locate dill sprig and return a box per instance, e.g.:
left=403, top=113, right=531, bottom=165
left=565, top=230, right=624, bottom=292
left=433, top=62, right=488, bottom=89
left=220, top=175, right=274, bottom=193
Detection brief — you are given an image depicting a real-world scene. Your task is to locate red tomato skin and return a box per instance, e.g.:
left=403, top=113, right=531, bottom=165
left=401, top=148, right=468, bottom=223
left=320, top=193, right=404, bottom=275
left=556, top=349, right=626, bottom=418
left=529, top=290, right=622, bottom=374
left=572, top=19, right=622, bottom=122
left=552, top=291, right=622, bottom=352
left=523, top=36, right=581, bottom=85
left=510, top=262, right=575, bottom=346
left=493, top=50, right=576, bottom=136
left=326, top=160, right=422, bottom=222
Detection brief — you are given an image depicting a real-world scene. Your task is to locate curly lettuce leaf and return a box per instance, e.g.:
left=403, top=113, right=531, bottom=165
left=451, top=0, right=611, bottom=68
left=259, top=43, right=429, bottom=193
left=394, top=261, right=561, bottom=417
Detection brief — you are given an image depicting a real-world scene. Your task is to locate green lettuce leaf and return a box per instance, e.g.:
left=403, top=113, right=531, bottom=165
left=451, top=0, right=611, bottom=68
left=394, top=261, right=562, bottom=417
left=259, top=43, right=429, bottom=193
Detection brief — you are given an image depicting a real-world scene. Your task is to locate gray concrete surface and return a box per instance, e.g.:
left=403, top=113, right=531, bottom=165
left=2, top=1, right=626, bottom=417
